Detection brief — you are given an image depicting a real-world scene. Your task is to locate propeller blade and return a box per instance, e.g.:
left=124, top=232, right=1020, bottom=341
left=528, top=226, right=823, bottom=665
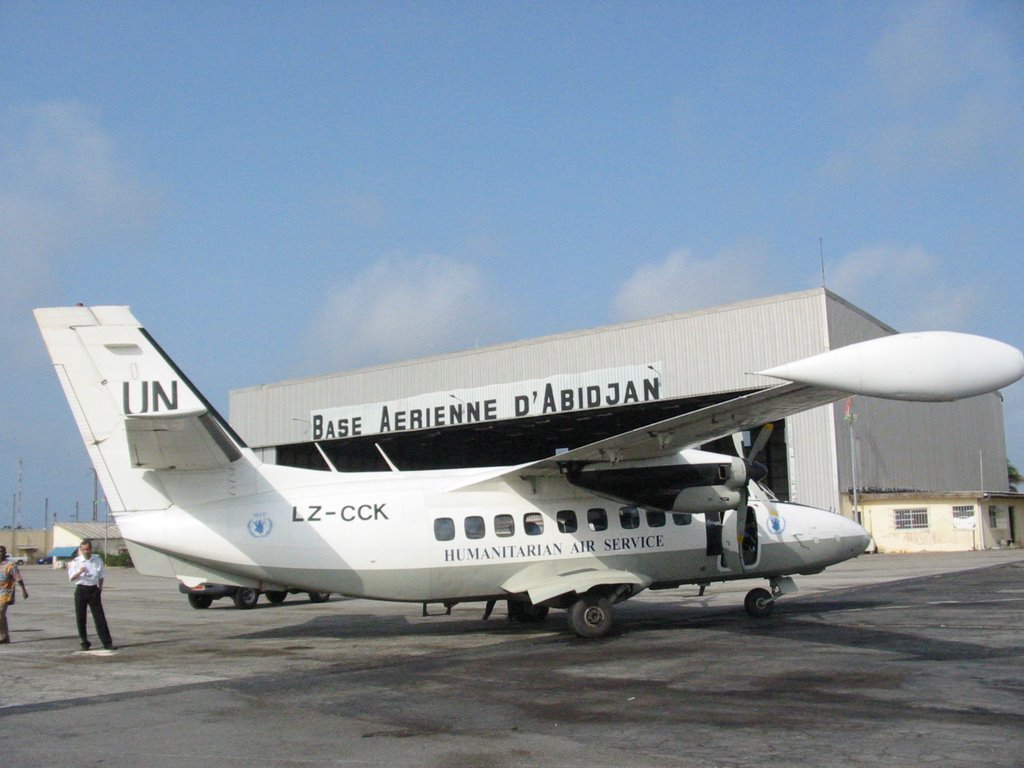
left=748, top=423, right=774, bottom=463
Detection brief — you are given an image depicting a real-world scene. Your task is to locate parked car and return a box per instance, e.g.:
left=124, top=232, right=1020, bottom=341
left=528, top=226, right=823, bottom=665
left=36, top=556, right=53, bottom=565
left=178, top=583, right=332, bottom=609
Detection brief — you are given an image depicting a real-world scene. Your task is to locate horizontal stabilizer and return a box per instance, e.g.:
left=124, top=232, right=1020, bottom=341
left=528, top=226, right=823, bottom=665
left=125, top=411, right=242, bottom=469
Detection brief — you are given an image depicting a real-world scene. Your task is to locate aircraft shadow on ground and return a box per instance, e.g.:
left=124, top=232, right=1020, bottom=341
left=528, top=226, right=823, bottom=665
left=229, top=564, right=1024, bottom=665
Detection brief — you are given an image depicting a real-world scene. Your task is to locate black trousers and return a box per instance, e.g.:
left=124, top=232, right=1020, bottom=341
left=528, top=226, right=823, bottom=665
left=74, top=584, right=112, bottom=647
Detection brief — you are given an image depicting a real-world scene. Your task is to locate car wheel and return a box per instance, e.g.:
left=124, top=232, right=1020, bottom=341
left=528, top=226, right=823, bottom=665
left=233, top=588, right=260, bottom=609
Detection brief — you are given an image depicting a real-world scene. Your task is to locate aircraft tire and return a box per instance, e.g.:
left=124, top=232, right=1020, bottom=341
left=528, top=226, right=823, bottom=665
left=307, top=592, right=331, bottom=603
left=568, top=594, right=613, bottom=638
left=187, top=594, right=213, bottom=609
left=265, top=591, right=287, bottom=604
left=233, top=588, right=260, bottom=610
left=744, top=587, right=774, bottom=618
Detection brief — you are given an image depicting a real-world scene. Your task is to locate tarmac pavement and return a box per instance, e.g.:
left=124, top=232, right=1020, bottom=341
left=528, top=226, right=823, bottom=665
left=1, top=550, right=1023, bottom=767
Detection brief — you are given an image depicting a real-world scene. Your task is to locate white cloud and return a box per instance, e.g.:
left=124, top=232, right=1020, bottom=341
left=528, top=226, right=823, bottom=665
left=0, top=102, right=159, bottom=361
left=826, top=1, right=1024, bottom=180
left=828, top=244, right=980, bottom=331
left=306, top=254, right=514, bottom=371
left=611, top=246, right=772, bottom=322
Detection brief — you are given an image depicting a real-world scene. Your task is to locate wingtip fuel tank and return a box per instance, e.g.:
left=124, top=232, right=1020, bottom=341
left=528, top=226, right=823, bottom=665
left=758, top=331, right=1024, bottom=401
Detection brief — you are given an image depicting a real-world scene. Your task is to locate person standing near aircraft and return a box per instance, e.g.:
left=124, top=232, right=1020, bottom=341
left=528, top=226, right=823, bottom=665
left=68, top=540, right=116, bottom=651
left=0, top=545, right=29, bottom=644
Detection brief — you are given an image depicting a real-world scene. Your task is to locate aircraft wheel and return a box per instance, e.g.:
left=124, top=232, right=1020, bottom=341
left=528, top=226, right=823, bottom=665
left=233, top=588, right=260, bottom=610
left=568, top=594, right=613, bottom=638
left=265, top=590, right=287, bottom=604
left=188, top=594, right=213, bottom=609
left=507, top=600, right=549, bottom=623
left=307, top=591, right=331, bottom=603
left=744, top=587, right=774, bottom=618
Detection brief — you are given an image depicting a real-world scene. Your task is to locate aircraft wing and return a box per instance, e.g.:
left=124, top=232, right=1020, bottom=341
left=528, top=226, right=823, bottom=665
left=508, top=329, right=1024, bottom=473
left=528, top=381, right=845, bottom=468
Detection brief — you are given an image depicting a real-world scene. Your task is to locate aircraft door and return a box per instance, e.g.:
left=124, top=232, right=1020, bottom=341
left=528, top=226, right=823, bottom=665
left=718, top=506, right=759, bottom=571
left=740, top=504, right=759, bottom=567
left=718, top=508, right=742, bottom=572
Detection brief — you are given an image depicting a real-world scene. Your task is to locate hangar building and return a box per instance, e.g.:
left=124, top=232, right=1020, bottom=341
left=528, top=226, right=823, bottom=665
left=229, top=288, right=1018, bottom=551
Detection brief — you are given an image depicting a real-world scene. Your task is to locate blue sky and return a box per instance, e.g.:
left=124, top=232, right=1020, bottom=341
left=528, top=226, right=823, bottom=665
left=2, top=2, right=1023, bottom=529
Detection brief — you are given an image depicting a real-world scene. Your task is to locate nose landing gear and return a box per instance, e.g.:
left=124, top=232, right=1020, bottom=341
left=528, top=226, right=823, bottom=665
left=744, top=576, right=796, bottom=618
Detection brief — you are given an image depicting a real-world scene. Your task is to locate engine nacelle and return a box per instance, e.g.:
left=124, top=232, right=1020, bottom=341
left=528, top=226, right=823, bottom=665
left=563, top=449, right=758, bottom=513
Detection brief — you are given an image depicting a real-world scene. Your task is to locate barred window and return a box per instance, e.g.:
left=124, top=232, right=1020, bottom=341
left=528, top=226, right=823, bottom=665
left=952, top=505, right=974, bottom=520
left=952, top=504, right=975, bottom=530
left=894, top=508, right=929, bottom=530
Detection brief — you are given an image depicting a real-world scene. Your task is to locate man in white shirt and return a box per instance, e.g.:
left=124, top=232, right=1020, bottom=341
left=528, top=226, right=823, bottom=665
left=68, top=540, right=115, bottom=650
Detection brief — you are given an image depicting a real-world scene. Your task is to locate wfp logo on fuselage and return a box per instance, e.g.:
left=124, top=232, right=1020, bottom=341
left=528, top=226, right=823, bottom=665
left=247, top=513, right=273, bottom=538
left=123, top=381, right=179, bottom=414
left=766, top=513, right=786, bottom=535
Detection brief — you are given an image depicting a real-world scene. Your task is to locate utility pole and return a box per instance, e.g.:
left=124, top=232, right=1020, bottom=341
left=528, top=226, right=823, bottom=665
left=13, top=458, right=23, bottom=560
left=844, top=399, right=859, bottom=524
left=92, top=468, right=99, bottom=522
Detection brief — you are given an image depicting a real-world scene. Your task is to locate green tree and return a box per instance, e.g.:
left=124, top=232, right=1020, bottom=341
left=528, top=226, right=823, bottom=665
left=1010, top=462, right=1022, bottom=492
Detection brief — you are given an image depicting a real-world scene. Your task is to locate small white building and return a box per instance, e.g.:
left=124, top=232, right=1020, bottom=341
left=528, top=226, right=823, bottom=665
left=848, top=492, right=1023, bottom=553
left=51, top=522, right=124, bottom=562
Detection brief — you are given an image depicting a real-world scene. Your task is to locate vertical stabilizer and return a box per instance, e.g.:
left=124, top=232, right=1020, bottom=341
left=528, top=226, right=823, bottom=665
left=34, top=306, right=257, bottom=515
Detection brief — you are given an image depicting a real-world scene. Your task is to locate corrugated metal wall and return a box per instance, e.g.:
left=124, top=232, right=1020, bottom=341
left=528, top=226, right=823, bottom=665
left=826, top=296, right=1010, bottom=496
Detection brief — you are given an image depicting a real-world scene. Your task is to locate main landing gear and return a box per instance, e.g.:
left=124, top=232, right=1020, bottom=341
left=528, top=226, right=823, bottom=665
left=568, top=594, right=613, bottom=638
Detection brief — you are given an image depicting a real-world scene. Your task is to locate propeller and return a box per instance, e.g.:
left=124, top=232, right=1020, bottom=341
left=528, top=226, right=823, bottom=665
left=727, top=424, right=774, bottom=571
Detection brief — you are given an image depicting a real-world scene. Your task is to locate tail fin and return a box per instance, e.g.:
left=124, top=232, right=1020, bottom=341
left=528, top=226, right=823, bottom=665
left=34, top=306, right=256, bottom=514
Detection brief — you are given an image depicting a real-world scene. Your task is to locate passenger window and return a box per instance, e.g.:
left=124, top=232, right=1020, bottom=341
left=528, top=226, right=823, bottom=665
left=673, top=513, right=693, bottom=526
left=524, top=513, right=544, bottom=536
left=434, top=517, right=455, bottom=541
left=619, top=506, right=640, bottom=529
left=557, top=509, right=578, bottom=533
left=587, top=508, right=608, bottom=532
left=646, top=509, right=666, bottom=527
left=494, top=514, right=515, bottom=537
left=465, top=516, right=485, bottom=540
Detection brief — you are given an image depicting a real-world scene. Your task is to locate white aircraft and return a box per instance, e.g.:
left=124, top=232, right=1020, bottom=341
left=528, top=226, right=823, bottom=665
left=35, top=306, right=1024, bottom=638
